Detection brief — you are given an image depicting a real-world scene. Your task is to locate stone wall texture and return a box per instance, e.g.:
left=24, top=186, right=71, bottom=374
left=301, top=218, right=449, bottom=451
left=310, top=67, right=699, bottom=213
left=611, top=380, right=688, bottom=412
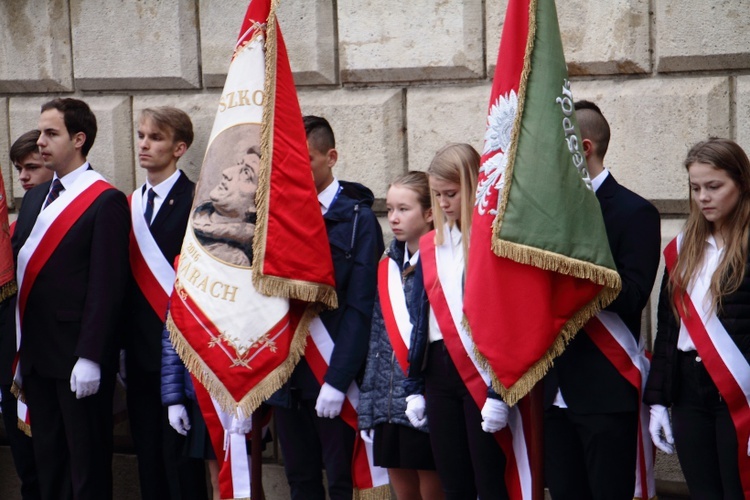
left=3, top=0, right=750, bottom=495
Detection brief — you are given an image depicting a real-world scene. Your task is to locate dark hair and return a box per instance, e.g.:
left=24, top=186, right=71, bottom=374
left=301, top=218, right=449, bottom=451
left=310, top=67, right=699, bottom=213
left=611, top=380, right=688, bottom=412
left=246, top=145, right=261, bottom=158
left=139, top=107, right=194, bottom=148
left=303, top=115, right=335, bottom=153
left=10, top=130, right=41, bottom=165
left=574, top=100, right=610, bottom=160
left=40, top=98, right=98, bottom=156
left=390, top=170, right=431, bottom=214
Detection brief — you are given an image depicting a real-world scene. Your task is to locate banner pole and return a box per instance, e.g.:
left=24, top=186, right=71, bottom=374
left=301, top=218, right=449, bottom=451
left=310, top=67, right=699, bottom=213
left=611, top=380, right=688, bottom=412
left=528, top=382, right=545, bottom=500
left=251, top=410, right=265, bottom=500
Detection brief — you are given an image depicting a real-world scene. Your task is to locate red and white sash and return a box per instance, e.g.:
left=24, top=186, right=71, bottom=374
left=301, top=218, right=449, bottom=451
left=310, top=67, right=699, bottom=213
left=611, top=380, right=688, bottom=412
left=583, top=312, right=655, bottom=500
left=377, top=257, right=412, bottom=374
left=304, top=317, right=390, bottom=498
left=420, top=230, right=533, bottom=500
left=14, top=172, right=113, bottom=433
left=664, top=234, right=750, bottom=496
left=128, top=187, right=174, bottom=322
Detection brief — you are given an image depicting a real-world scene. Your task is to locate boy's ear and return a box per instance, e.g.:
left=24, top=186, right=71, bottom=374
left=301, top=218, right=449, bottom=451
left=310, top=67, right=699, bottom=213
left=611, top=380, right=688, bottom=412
left=326, top=148, right=338, bottom=168
left=72, top=131, right=86, bottom=150
left=581, top=138, right=594, bottom=159
left=424, top=207, right=434, bottom=224
left=173, top=141, right=188, bottom=159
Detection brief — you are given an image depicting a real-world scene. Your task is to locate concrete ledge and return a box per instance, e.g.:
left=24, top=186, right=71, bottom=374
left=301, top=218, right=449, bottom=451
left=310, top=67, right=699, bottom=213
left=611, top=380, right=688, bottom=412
left=71, top=0, right=200, bottom=91
left=572, top=76, right=730, bottom=201
left=0, top=1, right=74, bottom=93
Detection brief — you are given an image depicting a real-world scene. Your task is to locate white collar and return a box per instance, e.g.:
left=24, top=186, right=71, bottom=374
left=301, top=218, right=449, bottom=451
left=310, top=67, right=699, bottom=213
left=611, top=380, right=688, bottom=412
left=318, top=177, right=340, bottom=214
left=591, top=168, right=609, bottom=193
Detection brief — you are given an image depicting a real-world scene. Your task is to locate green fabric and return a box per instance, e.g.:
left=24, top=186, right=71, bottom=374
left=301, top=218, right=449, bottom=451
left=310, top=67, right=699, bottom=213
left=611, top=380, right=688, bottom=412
left=498, top=0, right=616, bottom=272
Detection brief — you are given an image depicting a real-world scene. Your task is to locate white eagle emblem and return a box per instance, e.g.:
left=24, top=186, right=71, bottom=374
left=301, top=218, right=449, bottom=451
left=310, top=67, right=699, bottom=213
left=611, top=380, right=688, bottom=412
left=476, top=90, right=518, bottom=215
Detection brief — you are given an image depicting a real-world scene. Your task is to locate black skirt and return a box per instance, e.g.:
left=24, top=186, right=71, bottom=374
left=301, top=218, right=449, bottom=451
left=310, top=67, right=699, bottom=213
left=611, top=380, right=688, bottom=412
left=372, top=422, right=436, bottom=470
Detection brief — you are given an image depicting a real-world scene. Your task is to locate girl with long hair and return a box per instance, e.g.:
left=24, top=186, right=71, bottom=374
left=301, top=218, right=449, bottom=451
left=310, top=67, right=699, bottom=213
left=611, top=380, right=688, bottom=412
left=645, top=138, right=750, bottom=497
left=403, top=144, right=509, bottom=499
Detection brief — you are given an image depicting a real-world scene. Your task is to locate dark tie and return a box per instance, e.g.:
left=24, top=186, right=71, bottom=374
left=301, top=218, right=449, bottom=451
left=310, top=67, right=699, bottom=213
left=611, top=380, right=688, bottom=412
left=402, top=261, right=415, bottom=284
left=144, top=188, right=156, bottom=226
left=43, top=178, right=64, bottom=209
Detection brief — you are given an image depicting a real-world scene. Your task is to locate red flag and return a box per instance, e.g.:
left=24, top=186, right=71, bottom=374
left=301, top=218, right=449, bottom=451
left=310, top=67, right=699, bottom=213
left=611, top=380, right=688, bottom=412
left=168, top=0, right=336, bottom=496
left=0, top=171, right=16, bottom=302
left=465, top=0, right=620, bottom=405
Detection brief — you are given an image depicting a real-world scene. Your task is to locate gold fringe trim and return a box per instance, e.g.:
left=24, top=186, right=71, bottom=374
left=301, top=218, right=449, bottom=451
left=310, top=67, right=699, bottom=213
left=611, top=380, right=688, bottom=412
left=492, top=0, right=538, bottom=237
left=167, top=304, right=319, bottom=416
left=10, top=380, right=24, bottom=403
left=492, top=240, right=622, bottom=290
left=353, top=484, right=392, bottom=500
left=249, top=0, right=337, bottom=311
left=17, top=418, right=31, bottom=438
left=0, top=280, right=16, bottom=303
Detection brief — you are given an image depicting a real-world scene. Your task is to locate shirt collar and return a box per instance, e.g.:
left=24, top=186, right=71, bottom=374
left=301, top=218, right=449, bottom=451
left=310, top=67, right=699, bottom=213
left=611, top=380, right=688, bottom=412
left=590, top=168, right=609, bottom=193
left=146, top=169, right=181, bottom=199
left=53, top=161, right=90, bottom=189
left=318, top=177, right=340, bottom=214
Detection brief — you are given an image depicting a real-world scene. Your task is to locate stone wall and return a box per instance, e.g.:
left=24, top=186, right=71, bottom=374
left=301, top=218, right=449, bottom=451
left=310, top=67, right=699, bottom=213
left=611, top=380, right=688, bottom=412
left=3, top=0, right=749, bottom=494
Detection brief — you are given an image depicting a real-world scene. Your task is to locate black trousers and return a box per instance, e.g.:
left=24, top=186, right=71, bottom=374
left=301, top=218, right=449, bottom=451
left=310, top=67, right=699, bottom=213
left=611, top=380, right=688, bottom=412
left=1, top=383, right=41, bottom=500
left=274, top=399, right=355, bottom=500
left=23, top=371, right=116, bottom=500
left=544, top=405, right=637, bottom=500
left=126, top=367, right=208, bottom=500
left=672, top=351, right=743, bottom=499
left=424, top=341, right=509, bottom=500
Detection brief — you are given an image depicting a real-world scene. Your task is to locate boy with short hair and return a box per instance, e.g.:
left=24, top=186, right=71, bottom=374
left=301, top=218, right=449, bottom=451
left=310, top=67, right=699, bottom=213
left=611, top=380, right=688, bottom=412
left=269, top=115, right=384, bottom=499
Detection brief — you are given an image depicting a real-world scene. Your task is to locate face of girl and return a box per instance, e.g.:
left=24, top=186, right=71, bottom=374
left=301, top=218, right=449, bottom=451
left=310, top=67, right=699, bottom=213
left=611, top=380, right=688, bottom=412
left=386, top=185, right=433, bottom=250
left=429, top=176, right=462, bottom=223
left=688, top=161, right=741, bottom=232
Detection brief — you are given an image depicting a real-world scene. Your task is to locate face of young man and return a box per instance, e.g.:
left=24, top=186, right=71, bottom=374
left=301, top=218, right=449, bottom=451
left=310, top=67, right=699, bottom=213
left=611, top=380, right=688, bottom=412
left=137, top=117, right=182, bottom=175
left=210, top=158, right=259, bottom=219
left=37, top=109, right=83, bottom=177
left=308, top=141, right=335, bottom=194
left=15, top=151, right=52, bottom=191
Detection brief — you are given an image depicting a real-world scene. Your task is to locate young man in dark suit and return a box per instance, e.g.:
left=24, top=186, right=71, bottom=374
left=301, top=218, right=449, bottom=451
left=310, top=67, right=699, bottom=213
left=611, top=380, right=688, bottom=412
left=543, top=100, right=661, bottom=499
left=12, top=98, right=130, bottom=500
left=123, top=107, right=207, bottom=500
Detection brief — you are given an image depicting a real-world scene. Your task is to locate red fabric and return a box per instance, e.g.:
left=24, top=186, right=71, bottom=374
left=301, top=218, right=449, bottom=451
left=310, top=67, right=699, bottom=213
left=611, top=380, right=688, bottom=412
left=377, top=258, right=410, bottom=374
left=0, top=173, right=12, bottom=292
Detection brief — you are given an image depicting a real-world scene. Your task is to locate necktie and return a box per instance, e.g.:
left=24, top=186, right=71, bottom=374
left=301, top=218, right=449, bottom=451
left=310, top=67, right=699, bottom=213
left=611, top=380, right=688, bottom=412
left=43, top=178, right=64, bottom=209
left=402, top=261, right=415, bottom=284
left=144, top=188, right=156, bottom=226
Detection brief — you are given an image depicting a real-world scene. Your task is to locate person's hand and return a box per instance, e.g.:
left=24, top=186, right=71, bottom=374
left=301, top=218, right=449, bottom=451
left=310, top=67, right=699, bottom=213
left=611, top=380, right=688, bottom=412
left=649, top=404, right=675, bottom=454
left=229, top=414, right=252, bottom=435
left=360, top=429, right=375, bottom=444
left=69, top=358, right=101, bottom=399
left=168, top=404, right=191, bottom=436
left=315, top=383, right=345, bottom=418
left=405, top=394, right=427, bottom=427
left=481, top=398, right=509, bottom=433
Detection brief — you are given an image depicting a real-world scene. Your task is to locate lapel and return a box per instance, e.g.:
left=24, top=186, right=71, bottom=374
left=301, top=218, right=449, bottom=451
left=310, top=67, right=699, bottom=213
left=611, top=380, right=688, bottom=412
left=595, top=171, right=618, bottom=214
left=149, top=171, right=190, bottom=230
left=14, top=182, right=50, bottom=253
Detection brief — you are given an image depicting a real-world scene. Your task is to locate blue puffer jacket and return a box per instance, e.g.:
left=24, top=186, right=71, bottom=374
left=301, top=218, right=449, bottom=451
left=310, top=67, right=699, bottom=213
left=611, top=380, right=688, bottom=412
left=267, top=180, right=384, bottom=407
left=358, top=239, right=426, bottom=432
left=161, top=324, right=195, bottom=406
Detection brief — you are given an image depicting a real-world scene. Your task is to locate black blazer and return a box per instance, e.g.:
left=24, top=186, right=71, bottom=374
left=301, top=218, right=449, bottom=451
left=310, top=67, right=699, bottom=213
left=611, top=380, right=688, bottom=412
left=12, top=175, right=131, bottom=379
left=123, top=171, right=195, bottom=372
left=545, top=173, right=661, bottom=413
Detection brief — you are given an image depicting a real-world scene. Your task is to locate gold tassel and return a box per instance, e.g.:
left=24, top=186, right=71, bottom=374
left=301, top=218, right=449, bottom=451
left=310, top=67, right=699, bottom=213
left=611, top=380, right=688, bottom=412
left=0, top=281, right=17, bottom=303
left=354, top=484, right=393, bottom=500
left=17, top=418, right=31, bottom=438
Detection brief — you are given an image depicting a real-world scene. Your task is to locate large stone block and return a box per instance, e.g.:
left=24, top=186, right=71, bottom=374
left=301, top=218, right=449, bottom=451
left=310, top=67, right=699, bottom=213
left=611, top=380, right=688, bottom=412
left=655, top=1, right=750, bottom=72
left=338, top=0, right=484, bottom=83
left=0, top=98, right=13, bottom=209
left=70, top=1, right=200, bottom=90
left=0, top=0, right=73, bottom=92
left=9, top=96, right=134, bottom=193
left=298, top=88, right=405, bottom=198
left=734, top=76, right=750, bottom=155
left=486, top=0, right=650, bottom=76
left=199, top=0, right=337, bottom=88
left=406, top=85, right=490, bottom=172
left=571, top=77, right=730, bottom=201
left=132, top=93, right=221, bottom=186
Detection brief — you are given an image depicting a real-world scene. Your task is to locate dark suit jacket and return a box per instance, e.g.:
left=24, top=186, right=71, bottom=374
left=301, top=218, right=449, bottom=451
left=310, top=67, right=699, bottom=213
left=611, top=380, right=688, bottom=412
left=123, top=171, right=194, bottom=372
left=545, top=173, right=661, bottom=413
left=11, top=175, right=131, bottom=379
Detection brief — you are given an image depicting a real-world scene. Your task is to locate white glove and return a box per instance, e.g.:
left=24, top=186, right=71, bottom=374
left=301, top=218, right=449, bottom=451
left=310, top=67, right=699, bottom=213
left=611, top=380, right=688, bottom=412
left=69, top=358, right=101, bottom=399
left=117, top=349, right=127, bottom=388
left=405, top=394, right=427, bottom=427
left=315, top=383, right=346, bottom=418
left=229, top=414, right=252, bottom=435
left=481, top=398, right=509, bottom=433
left=168, top=404, right=191, bottom=436
left=360, top=429, right=374, bottom=444
left=649, top=404, right=675, bottom=454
